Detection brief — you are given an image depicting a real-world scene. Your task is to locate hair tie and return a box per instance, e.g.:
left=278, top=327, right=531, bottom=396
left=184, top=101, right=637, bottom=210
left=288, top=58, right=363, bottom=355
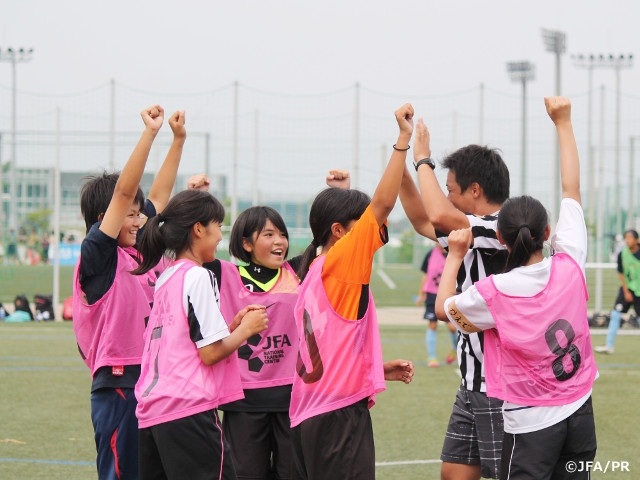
left=518, top=224, right=529, bottom=231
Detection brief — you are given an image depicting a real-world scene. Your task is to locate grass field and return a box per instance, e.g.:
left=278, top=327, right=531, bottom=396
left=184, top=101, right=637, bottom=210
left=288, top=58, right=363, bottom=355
left=0, top=263, right=623, bottom=313
left=0, top=322, right=638, bottom=479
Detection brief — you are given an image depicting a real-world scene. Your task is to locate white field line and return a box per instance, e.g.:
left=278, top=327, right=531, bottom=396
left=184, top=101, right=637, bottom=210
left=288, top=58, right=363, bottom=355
left=376, top=268, right=396, bottom=289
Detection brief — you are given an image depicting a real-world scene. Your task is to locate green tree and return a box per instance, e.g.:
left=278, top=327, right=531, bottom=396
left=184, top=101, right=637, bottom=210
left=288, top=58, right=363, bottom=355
left=395, top=229, right=415, bottom=264
left=24, top=209, right=53, bottom=233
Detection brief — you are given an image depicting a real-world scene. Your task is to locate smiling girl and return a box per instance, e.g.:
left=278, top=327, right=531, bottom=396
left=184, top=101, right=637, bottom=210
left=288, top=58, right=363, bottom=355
left=203, top=206, right=300, bottom=480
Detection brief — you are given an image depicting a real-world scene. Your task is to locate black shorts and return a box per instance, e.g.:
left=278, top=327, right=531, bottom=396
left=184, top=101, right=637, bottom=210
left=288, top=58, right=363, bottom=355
left=139, top=409, right=237, bottom=480
left=613, top=286, right=640, bottom=314
left=222, top=410, right=292, bottom=479
left=441, top=387, right=504, bottom=479
left=501, top=397, right=596, bottom=480
left=423, top=293, right=437, bottom=322
left=291, top=399, right=374, bottom=480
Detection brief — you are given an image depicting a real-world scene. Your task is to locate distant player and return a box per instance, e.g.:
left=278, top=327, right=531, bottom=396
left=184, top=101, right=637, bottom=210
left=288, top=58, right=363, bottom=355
left=417, top=243, right=457, bottom=367
left=595, top=229, right=640, bottom=354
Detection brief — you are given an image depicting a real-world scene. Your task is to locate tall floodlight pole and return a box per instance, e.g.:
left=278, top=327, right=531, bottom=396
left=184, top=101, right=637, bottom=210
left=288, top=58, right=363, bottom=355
left=595, top=85, right=606, bottom=314
left=352, top=82, right=360, bottom=189
left=571, top=54, right=597, bottom=254
left=231, top=80, right=238, bottom=225
left=506, top=61, right=535, bottom=195
left=54, top=107, right=61, bottom=316
left=0, top=47, right=34, bottom=232
left=478, top=83, right=484, bottom=144
left=109, top=78, right=115, bottom=171
left=0, top=132, right=3, bottom=240
left=611, top=55, right=634, bottom=233
left=572, top=53, right=633, bottom=253
left=628, top=135, right=640, bottom=230
left=541, top=29, right=566, bottom=223
left=573, top=53, right=633, bottom=234
left=630, top=136, right=636, bottom=230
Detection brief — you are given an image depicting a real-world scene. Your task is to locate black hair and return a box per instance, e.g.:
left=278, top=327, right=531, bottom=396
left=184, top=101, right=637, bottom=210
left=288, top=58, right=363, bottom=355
left=229, top=206, right=289, bottom=263
left=624, top=229, right=639, bottom=240
left=131, top=189, right=225, bottom=275
left=80, top=172, right=145, bottom=234
left=297, top=188, right=371, bottom=282
left=442, top=145, right=510, bottom=205
left=497, top=195, right=548, bottom=273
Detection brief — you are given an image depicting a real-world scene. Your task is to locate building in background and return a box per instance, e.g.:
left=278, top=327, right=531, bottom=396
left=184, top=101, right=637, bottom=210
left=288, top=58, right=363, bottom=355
left=0, top=166, right=317, bottom=243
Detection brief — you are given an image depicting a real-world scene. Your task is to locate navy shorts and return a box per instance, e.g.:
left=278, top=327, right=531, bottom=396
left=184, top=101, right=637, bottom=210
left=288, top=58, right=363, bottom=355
left=91, top=387, right=138, bottom=480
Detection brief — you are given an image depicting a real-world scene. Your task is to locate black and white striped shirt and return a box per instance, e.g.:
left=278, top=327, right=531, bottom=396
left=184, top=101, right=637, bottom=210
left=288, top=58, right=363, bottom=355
left=437, top=211, right=508, bottom=392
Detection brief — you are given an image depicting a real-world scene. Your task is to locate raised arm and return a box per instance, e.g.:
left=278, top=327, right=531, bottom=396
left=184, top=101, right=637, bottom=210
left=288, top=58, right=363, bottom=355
left=545, top=96, right=580, bottom=204
left=413, top=119, right=469, bottom=233
left=370, top=103, right=414, bottom=226
left=186, top=173, right=211, bottom=191
left=100, top=105, right=163, bottom=239
left=326, top=169, right=351, bottom=190
left=147, top=110, right=187, bottom=213
left=399, top=165, right=437, bottom=240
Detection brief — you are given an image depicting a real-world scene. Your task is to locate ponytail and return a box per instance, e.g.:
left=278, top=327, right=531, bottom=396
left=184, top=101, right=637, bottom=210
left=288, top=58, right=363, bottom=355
left=297, top=243, right=318, bottom=282
left=131, top=189, right=225, bottom=276
left=131, top=215, right=167, bottom=275
left=497, top=195, right=547, bottom=273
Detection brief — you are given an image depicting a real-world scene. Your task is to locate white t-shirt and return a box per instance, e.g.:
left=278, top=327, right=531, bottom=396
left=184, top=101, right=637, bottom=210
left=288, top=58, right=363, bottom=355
left=444, top=198, right=596, bottom=433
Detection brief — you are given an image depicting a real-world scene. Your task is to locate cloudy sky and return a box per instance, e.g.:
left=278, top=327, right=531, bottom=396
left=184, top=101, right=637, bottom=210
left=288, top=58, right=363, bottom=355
left=2, top=0, right=640, bottom=221
left=3, top=1, right=639, bottom=98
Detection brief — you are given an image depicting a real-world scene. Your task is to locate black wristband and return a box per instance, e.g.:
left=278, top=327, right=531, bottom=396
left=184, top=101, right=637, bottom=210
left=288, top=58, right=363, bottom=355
left=414, top=158, right=436, bottom=171
left=393, top=144, right=410, bottom=151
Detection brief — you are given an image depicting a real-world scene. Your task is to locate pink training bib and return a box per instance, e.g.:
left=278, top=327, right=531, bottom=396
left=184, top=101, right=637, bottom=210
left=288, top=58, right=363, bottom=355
left=289, top=255, right=386, bottom=427
left=73, top=246, right=157, bottom=375
left=476, top=253, right=597, bottom=406
left=219, top=260, right=300, bottom=389
left=422, top=247, right=446, bottom=294
left=136, top=260, right=243, bottom=428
